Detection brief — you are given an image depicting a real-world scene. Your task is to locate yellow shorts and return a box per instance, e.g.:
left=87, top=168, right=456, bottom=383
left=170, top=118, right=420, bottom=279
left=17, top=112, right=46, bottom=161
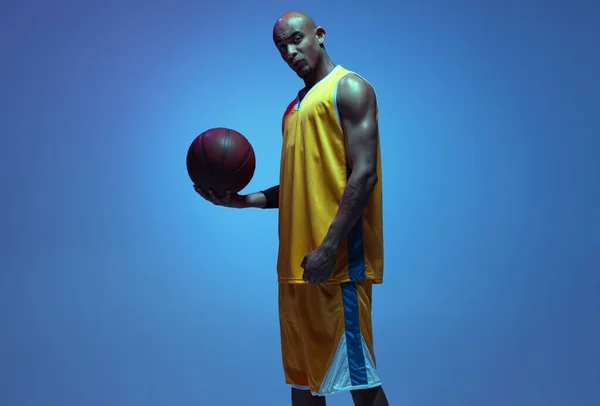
left=278, top=280, right=382, bottom=396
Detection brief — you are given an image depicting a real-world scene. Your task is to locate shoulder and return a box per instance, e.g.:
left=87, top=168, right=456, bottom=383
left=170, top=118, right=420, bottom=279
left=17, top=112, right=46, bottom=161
left=281, top=97, right=296, bottom=134
left=336, top=72, right=377, bottom=121
left=283, top=98, right=296, bottom=117
left=337, top=72, right=375, bottom=96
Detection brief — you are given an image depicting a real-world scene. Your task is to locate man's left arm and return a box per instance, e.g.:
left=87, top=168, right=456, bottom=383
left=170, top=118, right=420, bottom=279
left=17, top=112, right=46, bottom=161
left=320, top=74, right=379, bottom=253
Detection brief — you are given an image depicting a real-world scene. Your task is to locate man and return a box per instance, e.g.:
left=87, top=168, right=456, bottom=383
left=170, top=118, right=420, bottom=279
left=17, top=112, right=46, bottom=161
left=194, top=11, right=388, bottom=406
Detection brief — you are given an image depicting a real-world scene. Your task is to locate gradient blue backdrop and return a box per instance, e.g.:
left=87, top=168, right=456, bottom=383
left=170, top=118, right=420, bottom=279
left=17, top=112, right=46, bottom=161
left=1, top=0, right=598, bottom=405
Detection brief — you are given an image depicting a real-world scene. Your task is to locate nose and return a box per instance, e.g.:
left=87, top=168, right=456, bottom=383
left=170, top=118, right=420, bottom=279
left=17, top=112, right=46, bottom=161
left=285, top=46, right=298, bottom=62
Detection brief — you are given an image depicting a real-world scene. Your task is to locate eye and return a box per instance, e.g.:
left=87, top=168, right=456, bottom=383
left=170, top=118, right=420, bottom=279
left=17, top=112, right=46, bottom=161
left=294, top=35, right=302, bottom=43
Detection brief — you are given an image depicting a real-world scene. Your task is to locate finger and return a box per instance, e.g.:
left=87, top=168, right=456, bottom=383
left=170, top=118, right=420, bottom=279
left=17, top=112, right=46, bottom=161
left=301, top=256, right=307, bottom=268
left=193, top=185, right=208, bottom=198
left=302, top=270, right=309, bottom=282
left=224, top=190, right=232, bottom=205
left=208, top=189, right=219, bottom=203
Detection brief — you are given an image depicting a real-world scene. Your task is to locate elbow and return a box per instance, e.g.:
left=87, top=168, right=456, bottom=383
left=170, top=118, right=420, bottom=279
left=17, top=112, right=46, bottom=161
left=351, top=166, right=378, bottom=190
left=366, top=172, right=378, bottom=190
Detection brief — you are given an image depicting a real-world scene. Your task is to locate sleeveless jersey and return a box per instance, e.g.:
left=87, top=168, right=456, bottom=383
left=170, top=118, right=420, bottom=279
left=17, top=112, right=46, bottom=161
left=277, top=65, right=384, bottom=284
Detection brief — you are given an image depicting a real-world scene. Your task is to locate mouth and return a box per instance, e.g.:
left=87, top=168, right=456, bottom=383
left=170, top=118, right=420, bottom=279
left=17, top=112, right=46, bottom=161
left=292, top=60, right=304, bottom=68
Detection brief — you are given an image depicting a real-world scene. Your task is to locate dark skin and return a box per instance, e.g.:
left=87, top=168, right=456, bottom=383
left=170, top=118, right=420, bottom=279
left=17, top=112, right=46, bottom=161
left=273, top=11, right=335, bottom=87
left=274, top=10, right=389, bottom=406
left=300, top=69, right=379, bottom=286
left=195, top=10, right=388, bottom=406
left=272, top=12, right=379, bottom=283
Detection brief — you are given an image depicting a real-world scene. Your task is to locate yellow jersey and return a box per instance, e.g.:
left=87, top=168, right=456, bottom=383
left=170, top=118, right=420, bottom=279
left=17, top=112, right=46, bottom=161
left=277, top=65, right=384, bottom=284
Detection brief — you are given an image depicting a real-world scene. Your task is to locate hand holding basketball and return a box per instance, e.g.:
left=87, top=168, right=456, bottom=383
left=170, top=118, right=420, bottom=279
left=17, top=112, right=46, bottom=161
left=193, top=185, right=249, bottom=209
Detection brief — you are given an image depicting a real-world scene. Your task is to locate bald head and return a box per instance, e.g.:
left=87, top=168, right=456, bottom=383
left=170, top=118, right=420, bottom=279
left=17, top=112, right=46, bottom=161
left=273, top=11, right=317, bottom=35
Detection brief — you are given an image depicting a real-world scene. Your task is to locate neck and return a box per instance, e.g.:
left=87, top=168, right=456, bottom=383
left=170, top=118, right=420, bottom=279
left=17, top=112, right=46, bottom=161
left=303, top=55, right=335, bottom=88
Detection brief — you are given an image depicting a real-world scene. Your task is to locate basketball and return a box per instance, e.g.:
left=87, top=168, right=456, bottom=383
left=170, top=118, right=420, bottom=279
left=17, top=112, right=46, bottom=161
left=186, top=127, right=256, bottom=197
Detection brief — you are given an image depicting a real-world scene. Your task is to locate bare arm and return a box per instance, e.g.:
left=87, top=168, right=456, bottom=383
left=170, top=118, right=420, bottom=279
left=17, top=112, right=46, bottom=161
left=257, top=185, right=279, bottom=209
left=233, top=184, right=279, bottom=208
left=320, top=74, right=379, bottom=252
left=244, top=191, right=269, bottom=208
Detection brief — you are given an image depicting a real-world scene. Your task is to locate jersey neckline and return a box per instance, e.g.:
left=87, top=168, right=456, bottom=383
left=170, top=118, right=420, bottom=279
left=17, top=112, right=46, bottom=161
left=294, top=65, right=342, bottom=110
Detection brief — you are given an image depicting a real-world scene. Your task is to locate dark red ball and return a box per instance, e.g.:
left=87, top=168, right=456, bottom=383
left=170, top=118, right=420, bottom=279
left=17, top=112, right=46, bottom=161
left=186, top=127, right=256, bottom=197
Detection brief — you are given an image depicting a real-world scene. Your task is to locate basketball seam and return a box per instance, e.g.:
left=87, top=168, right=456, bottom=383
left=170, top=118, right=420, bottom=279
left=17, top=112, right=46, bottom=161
left=220, top=128, right=231, bottom=171
left=200, top=133, right=212, bottom=171
left=227, top=145, right=253, bottom=175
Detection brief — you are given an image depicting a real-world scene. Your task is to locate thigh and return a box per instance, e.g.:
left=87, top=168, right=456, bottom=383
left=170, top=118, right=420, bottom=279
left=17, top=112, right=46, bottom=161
left=279, top=283, right=308, bottom=386
left=354, top=280, right=376, bottom=365
left=306, top=280, right=381, bottom=396
left=281, top=281, right=380, bottom=396
left=294, top=283, right=347, bottom=393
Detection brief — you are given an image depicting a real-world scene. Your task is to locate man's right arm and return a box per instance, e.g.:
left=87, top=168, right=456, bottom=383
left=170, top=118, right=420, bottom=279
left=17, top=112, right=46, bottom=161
left=248, top=185, right=279, bottom=209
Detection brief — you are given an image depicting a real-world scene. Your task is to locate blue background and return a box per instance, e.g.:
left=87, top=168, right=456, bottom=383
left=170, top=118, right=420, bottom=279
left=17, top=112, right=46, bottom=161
left=1, top=0, right=598, bottom=405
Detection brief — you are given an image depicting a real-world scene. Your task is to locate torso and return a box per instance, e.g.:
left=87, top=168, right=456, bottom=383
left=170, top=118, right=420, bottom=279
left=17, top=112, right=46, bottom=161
left=276, top=65, right=384, bottom=285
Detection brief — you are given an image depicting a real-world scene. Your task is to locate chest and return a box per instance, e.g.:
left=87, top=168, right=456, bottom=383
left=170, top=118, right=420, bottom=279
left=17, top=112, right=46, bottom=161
left=283, top=95, right=340, bottom=148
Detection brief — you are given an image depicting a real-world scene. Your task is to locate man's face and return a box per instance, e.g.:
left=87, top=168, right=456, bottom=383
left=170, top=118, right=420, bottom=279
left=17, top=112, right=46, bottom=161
left=273, top=17, right=322, bottom=78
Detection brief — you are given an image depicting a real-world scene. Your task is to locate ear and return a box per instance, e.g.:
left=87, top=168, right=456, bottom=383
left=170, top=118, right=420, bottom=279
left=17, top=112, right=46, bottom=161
left=315, top=26, right=326, bottom=45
